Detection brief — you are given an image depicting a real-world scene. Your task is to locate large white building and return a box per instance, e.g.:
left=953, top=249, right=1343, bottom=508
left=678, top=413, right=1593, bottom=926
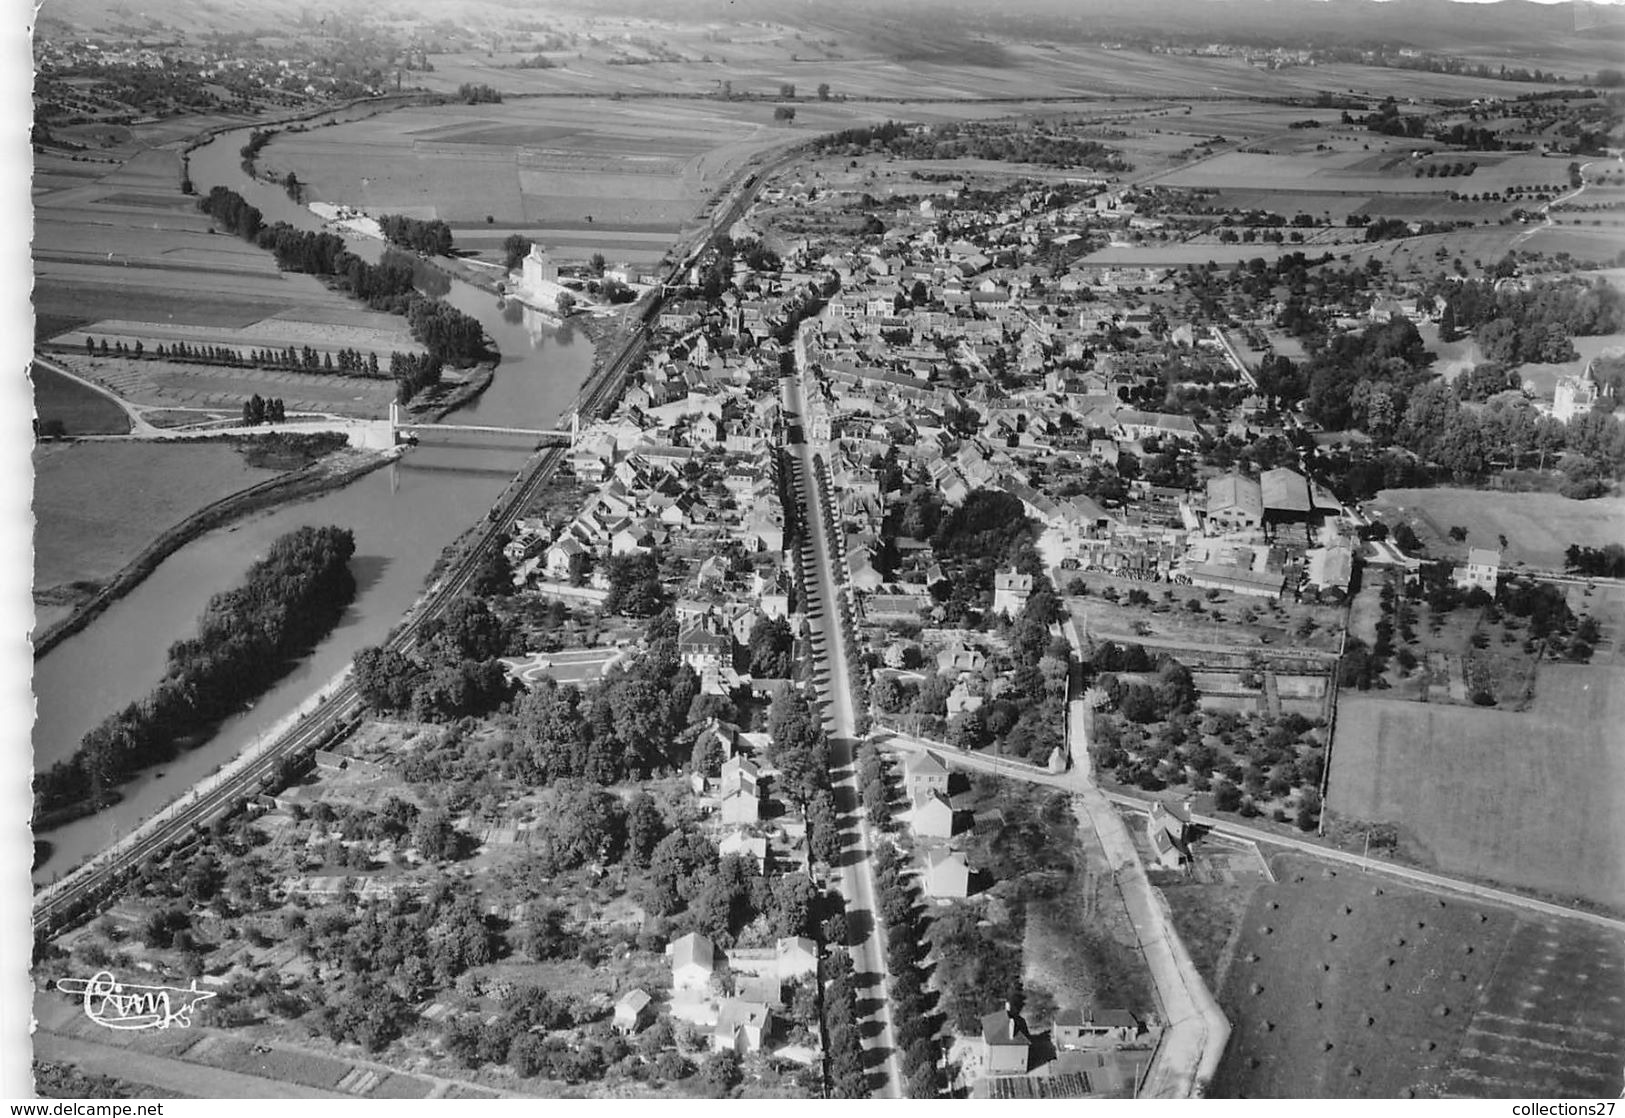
left=515, top=244, right=575, bottom=315
left=1553, top=366, right=1600, bottom=423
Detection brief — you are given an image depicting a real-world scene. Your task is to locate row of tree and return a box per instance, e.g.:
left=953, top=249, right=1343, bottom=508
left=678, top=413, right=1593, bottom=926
left=81, top=335, right=393, bottom=378
left=870, top=839, right=949, bottom=1098
left=821, top=948, right=871, bottom=1097
left=35, top=526, right=357, bottom=819
left=200, top=188, right=491, bottom=365
left=240, top=395, right=286, bottom=425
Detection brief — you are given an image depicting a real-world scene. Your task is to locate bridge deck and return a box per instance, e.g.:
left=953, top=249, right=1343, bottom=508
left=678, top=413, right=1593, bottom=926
left=397, top=423, right=570, bottom=437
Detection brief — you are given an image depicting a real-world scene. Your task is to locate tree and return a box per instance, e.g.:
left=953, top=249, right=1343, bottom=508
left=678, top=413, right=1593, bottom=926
left=699, top=1050, right=741, bottom=1096
left=625, top=792, right=666, bottom=868
left=1439, top=299, right=1459, bottom=342
left=746, top=614, right=795, bottom=679
left=590, top=252, right=607, bottom=275
left=503, top=234, right=532, bottom=271
left=817, top=82, right=831, bottom=101
left=554, top=291, right=576, bottom=316
left=774, top=106, right=797, bottom=123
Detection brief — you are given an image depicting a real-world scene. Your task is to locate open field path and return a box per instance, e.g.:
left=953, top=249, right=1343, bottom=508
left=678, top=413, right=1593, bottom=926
left=1513, top=160, right=1601, bottom=248
left=34, top=353, right=158, bottom=435
left=31, top=1031, right=345, bottom=1099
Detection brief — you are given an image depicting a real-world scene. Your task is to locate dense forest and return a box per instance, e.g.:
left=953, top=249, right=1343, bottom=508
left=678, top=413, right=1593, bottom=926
left=35, top=526, right=357, bottom=822
left=813, top=119, right=1130, bottom=171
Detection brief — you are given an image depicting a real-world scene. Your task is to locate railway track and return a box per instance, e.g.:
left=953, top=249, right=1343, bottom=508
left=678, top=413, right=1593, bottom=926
left=33, top=143, right=791, bottom=938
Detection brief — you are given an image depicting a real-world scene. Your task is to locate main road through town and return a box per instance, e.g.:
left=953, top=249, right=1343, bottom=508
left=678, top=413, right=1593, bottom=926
left=781, top=370, right=904, bottom=1099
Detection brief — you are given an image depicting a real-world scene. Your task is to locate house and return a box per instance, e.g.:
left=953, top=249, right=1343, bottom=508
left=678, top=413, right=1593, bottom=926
left=1149, top=800, right=1198, bottom=870
left=679, top=624, right=731, bottom=674
left=1205, top=472, right=1263, bottom=533
left=1053, top=1007, right=1141, bottom=1048
left=671, top=932, right=716, bottom=992
left=614, top=988, right=654, bottom=1035
left=910, top=789, right=957, bottom=839
left=545, top=536, right=588, bottom=581
left=776, top=936, right=819, bottom=981
left=945, top=680, right=983, bottom=718
left=935, top=642, right=986, bottom=676
left=924, top=847, right=970, bottom=899
left=721, top=789, right=761, bottom=826
left=992, top=568, right=1034, bottom=617
left=980, top=1007, right=1032, bottom=1075
left=720, top=754, right=761, bottom=798
left=904, top=750, right=950, bottom=800
left=1452, top=548, right=1501, bottom=596
left=719, top=829, right=769, bottom=865
left=714, top=999, right=773, bottom=1053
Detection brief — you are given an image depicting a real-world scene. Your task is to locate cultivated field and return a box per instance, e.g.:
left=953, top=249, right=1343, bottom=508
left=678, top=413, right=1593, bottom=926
left=32, top=362, right=130, bottom=435
left=32, top=441, right=285, bottom=622
left=32, top=126, right=426, bottom=363
left=1210, top=854, right=1625, bottom=1098
left=263, top=99, right=829, bottom=264
left=1369, top=487, right=1625, bottom=571
left=1327, top=665, right=1625, bottom=911
left=50, top=353, right=401, bottom=421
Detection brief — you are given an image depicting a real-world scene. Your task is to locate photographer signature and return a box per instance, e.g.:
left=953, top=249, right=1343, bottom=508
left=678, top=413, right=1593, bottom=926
left=56, top=970, right=216, bottom=1030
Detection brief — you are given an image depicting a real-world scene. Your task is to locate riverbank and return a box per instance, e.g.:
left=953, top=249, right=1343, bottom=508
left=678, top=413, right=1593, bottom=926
left=413, top=362, right=496, bottom=423
left=32, top=445, right=393, bottom=660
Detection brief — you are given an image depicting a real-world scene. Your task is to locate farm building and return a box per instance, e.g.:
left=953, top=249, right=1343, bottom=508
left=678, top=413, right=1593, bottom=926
left=1305, top=544, right=1355, bottom=600
left=614, top=988, right=654, bottom=1035
left=1453, top=548, right=1501, bottom=596
left=1205, top=472, right=1263, bottom=533
left=1054, top=1007, right=1143, bottom=1048
left=1260, top=467, right=1313, bottom=523
left=981, top=1007, right=1033, bottom=1074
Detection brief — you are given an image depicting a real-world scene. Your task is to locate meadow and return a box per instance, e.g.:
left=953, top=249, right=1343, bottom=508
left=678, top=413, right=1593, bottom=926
left=32, top=441, right=285, bottom=616
left=32, top=362, right=130, bottom=435
left=31, top=128, right=424, bottom=353
left=1369, top=487, right=1625, bottom=571
left=1208, top=854, right=1625, bottom=1098
left=1327, top=665, right=1625, bottom=911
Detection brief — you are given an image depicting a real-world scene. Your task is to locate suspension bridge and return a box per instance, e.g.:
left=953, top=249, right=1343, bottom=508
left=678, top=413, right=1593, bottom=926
left=389, top=402, right=579, bottom=446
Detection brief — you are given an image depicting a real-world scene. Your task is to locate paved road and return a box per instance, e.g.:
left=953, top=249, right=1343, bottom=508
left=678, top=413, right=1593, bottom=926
left=782, top=370, right=903, bottom=1099
left=871, top=727, right=1229, bottom=1098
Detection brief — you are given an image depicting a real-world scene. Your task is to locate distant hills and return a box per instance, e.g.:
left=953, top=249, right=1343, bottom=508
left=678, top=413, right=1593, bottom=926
left=608, top=0, right=1625, bottom=53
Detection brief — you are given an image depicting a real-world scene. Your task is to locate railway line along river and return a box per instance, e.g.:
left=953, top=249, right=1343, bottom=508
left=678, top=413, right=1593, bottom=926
left=32, top=117, right=597, bottom=884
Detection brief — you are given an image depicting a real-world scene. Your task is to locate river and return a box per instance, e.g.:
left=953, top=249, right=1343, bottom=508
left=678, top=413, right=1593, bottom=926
left=32, top=114, right=596, bottom=884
